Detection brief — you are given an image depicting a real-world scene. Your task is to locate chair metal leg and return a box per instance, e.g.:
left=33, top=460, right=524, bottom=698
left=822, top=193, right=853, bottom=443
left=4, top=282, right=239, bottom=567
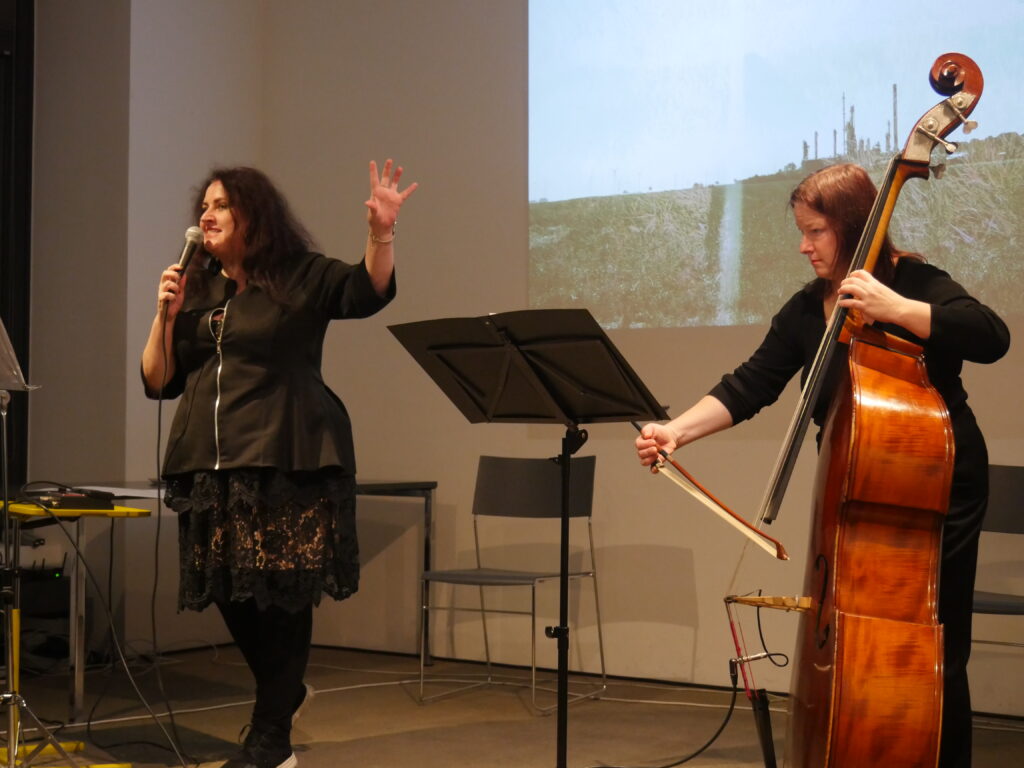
left=527, top=574, right=605, bottom=715
left=589, top=523, right=608, bottom=691
left=416, top=580, right=494, bottom=704
left=478, top=584, right=493, bottom=683
left=418, top=578, right=429, bottom=701
left=531, top=584, right=538, bottom=711
left=590, top=576, right=607, bottom=696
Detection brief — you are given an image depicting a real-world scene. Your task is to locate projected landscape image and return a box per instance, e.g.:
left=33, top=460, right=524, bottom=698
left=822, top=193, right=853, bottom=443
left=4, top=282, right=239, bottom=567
left=528, top=1, right=1024, bottom=328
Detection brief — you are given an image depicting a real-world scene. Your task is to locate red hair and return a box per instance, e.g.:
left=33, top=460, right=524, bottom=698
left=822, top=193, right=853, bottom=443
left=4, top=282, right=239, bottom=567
left=789, top=163, right=916, bottom=287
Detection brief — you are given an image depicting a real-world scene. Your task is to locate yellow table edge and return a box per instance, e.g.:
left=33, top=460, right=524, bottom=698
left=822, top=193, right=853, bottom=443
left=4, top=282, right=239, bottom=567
left=5, top=502, right=150, bottom=518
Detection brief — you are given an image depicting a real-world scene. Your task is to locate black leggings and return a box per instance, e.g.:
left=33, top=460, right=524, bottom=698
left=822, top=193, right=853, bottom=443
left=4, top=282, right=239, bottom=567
left=216, top=598, right=313, bottom=733
left=938, top=420, right=989, bottom=768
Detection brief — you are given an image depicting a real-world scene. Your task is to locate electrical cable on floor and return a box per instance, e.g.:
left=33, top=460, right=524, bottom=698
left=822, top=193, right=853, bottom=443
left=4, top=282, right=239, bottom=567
left=83, top=642, right=185, bottom=757
left=82, top=515, right=145, bottom=754
left=586, top=594, right=789, bottom=768
left=70, top=522, right=136, bottom=751
left=19, top=646, right=1024, bottom=736
left=587, top=661, right=740, bottom=768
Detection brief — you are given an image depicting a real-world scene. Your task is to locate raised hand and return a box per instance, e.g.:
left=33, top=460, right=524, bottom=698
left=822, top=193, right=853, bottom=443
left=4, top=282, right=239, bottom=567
left=365, top=158, right=418, bottom=240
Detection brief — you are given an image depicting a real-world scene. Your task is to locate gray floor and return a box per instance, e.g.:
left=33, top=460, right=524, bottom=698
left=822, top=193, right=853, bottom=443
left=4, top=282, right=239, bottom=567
left=13, top=645, right=1024, bottom=767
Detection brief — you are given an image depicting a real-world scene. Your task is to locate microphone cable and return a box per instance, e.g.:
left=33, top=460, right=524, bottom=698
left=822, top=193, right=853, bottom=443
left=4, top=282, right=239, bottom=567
left=72, top=251, right=203, bottom=765
left=132, top=271, right=200, bottom=765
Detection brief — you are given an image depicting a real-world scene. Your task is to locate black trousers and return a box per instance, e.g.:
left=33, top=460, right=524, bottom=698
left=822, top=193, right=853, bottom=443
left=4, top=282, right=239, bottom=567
left=938, top=412, right=989, bottom=768
left=939, top=529, right=981, bottom=768
left=216, top=598, right=313, bottom=734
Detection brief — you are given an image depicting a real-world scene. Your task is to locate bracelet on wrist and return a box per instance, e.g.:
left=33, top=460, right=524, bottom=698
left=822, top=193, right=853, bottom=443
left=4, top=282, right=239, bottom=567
left=370, top=223, right=396, bottom=245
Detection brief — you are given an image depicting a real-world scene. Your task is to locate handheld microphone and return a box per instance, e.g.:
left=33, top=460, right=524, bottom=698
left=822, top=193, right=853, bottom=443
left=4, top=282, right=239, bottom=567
left=160, top=226, right=205, bottom=316
left=177, top=226, right=204, bottom=273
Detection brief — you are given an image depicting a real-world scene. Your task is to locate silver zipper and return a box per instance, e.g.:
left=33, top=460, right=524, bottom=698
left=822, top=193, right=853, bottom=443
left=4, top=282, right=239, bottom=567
left=209, top=300, right=231, bottom=470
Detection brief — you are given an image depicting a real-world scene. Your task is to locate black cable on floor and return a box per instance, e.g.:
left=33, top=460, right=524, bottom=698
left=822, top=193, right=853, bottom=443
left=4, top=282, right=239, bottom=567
left=589, top=661, right=741, bottom=768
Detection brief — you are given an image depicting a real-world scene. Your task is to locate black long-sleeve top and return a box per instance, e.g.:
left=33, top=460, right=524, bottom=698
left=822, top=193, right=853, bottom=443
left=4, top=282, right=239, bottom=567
left=709, top=259, right=1009, bottom=430
left=145, top=252, right=395, bottom=477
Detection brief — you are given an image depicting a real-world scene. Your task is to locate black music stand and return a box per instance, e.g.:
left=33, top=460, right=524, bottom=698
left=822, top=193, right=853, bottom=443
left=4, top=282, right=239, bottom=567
left=390, top=308, right=667, bottom=768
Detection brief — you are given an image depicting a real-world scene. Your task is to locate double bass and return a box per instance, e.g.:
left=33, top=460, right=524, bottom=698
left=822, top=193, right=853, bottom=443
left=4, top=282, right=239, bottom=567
left=784, top=53, right=983, bottom=768
left=647, top=53, right=984, bottom=767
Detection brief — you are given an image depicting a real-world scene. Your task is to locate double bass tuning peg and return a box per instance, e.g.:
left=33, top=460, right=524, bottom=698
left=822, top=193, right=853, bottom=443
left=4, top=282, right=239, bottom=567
left=948, top=95, right=978, bottom=134
left=917, top=118, right=959, bottom=155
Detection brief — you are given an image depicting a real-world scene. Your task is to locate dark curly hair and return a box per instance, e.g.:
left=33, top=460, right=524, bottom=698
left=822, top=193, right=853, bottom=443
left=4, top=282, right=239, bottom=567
left=191, top=167, right=313, bottom=300
left=789, top=163, right=919, bottom=292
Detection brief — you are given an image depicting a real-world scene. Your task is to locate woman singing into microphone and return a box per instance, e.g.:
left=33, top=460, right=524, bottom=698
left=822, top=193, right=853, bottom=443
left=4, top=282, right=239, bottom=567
left=142, top=161, right=417, bottom=768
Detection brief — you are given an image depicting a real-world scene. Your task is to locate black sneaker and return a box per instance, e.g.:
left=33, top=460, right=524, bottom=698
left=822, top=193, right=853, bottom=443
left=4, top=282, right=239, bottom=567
left=218, top=755, right=297, bottom=768
left=219, top=725, right=296, bottom=768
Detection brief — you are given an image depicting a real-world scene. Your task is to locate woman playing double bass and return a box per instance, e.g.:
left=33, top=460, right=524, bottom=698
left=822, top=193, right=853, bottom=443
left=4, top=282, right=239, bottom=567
left=635, top=163, right=1009, bottom=767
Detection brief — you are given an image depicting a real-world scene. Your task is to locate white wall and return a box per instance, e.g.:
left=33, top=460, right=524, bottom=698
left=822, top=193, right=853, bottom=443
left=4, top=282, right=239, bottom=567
left=30, top=0, right=1024, bottom=717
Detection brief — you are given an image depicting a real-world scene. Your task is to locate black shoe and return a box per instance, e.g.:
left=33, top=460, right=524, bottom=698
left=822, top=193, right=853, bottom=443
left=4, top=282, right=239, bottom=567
left=220, top=725, right=296, bottom=768
left=219, top=755, right=296, bottom=768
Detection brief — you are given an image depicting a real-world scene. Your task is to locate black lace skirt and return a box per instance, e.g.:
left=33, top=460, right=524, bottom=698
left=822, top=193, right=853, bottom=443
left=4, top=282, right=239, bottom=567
left=164, top=467, right=359, bottom=613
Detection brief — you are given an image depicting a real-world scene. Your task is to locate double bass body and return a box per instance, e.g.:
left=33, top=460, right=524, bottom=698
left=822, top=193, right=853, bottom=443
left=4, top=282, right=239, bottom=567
left=787, top=326, right=954, bottom=767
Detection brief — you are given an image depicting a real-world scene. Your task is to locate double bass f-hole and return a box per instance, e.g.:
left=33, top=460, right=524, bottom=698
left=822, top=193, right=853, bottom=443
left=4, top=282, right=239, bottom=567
left=813, top=555, right=830, bottom=650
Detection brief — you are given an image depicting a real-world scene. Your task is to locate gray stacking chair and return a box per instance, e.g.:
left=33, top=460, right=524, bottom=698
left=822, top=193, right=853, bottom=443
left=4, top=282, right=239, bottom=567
left=417, top=455, right=606, bottom=712
left=972, top=464, right=1024, bottom=648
